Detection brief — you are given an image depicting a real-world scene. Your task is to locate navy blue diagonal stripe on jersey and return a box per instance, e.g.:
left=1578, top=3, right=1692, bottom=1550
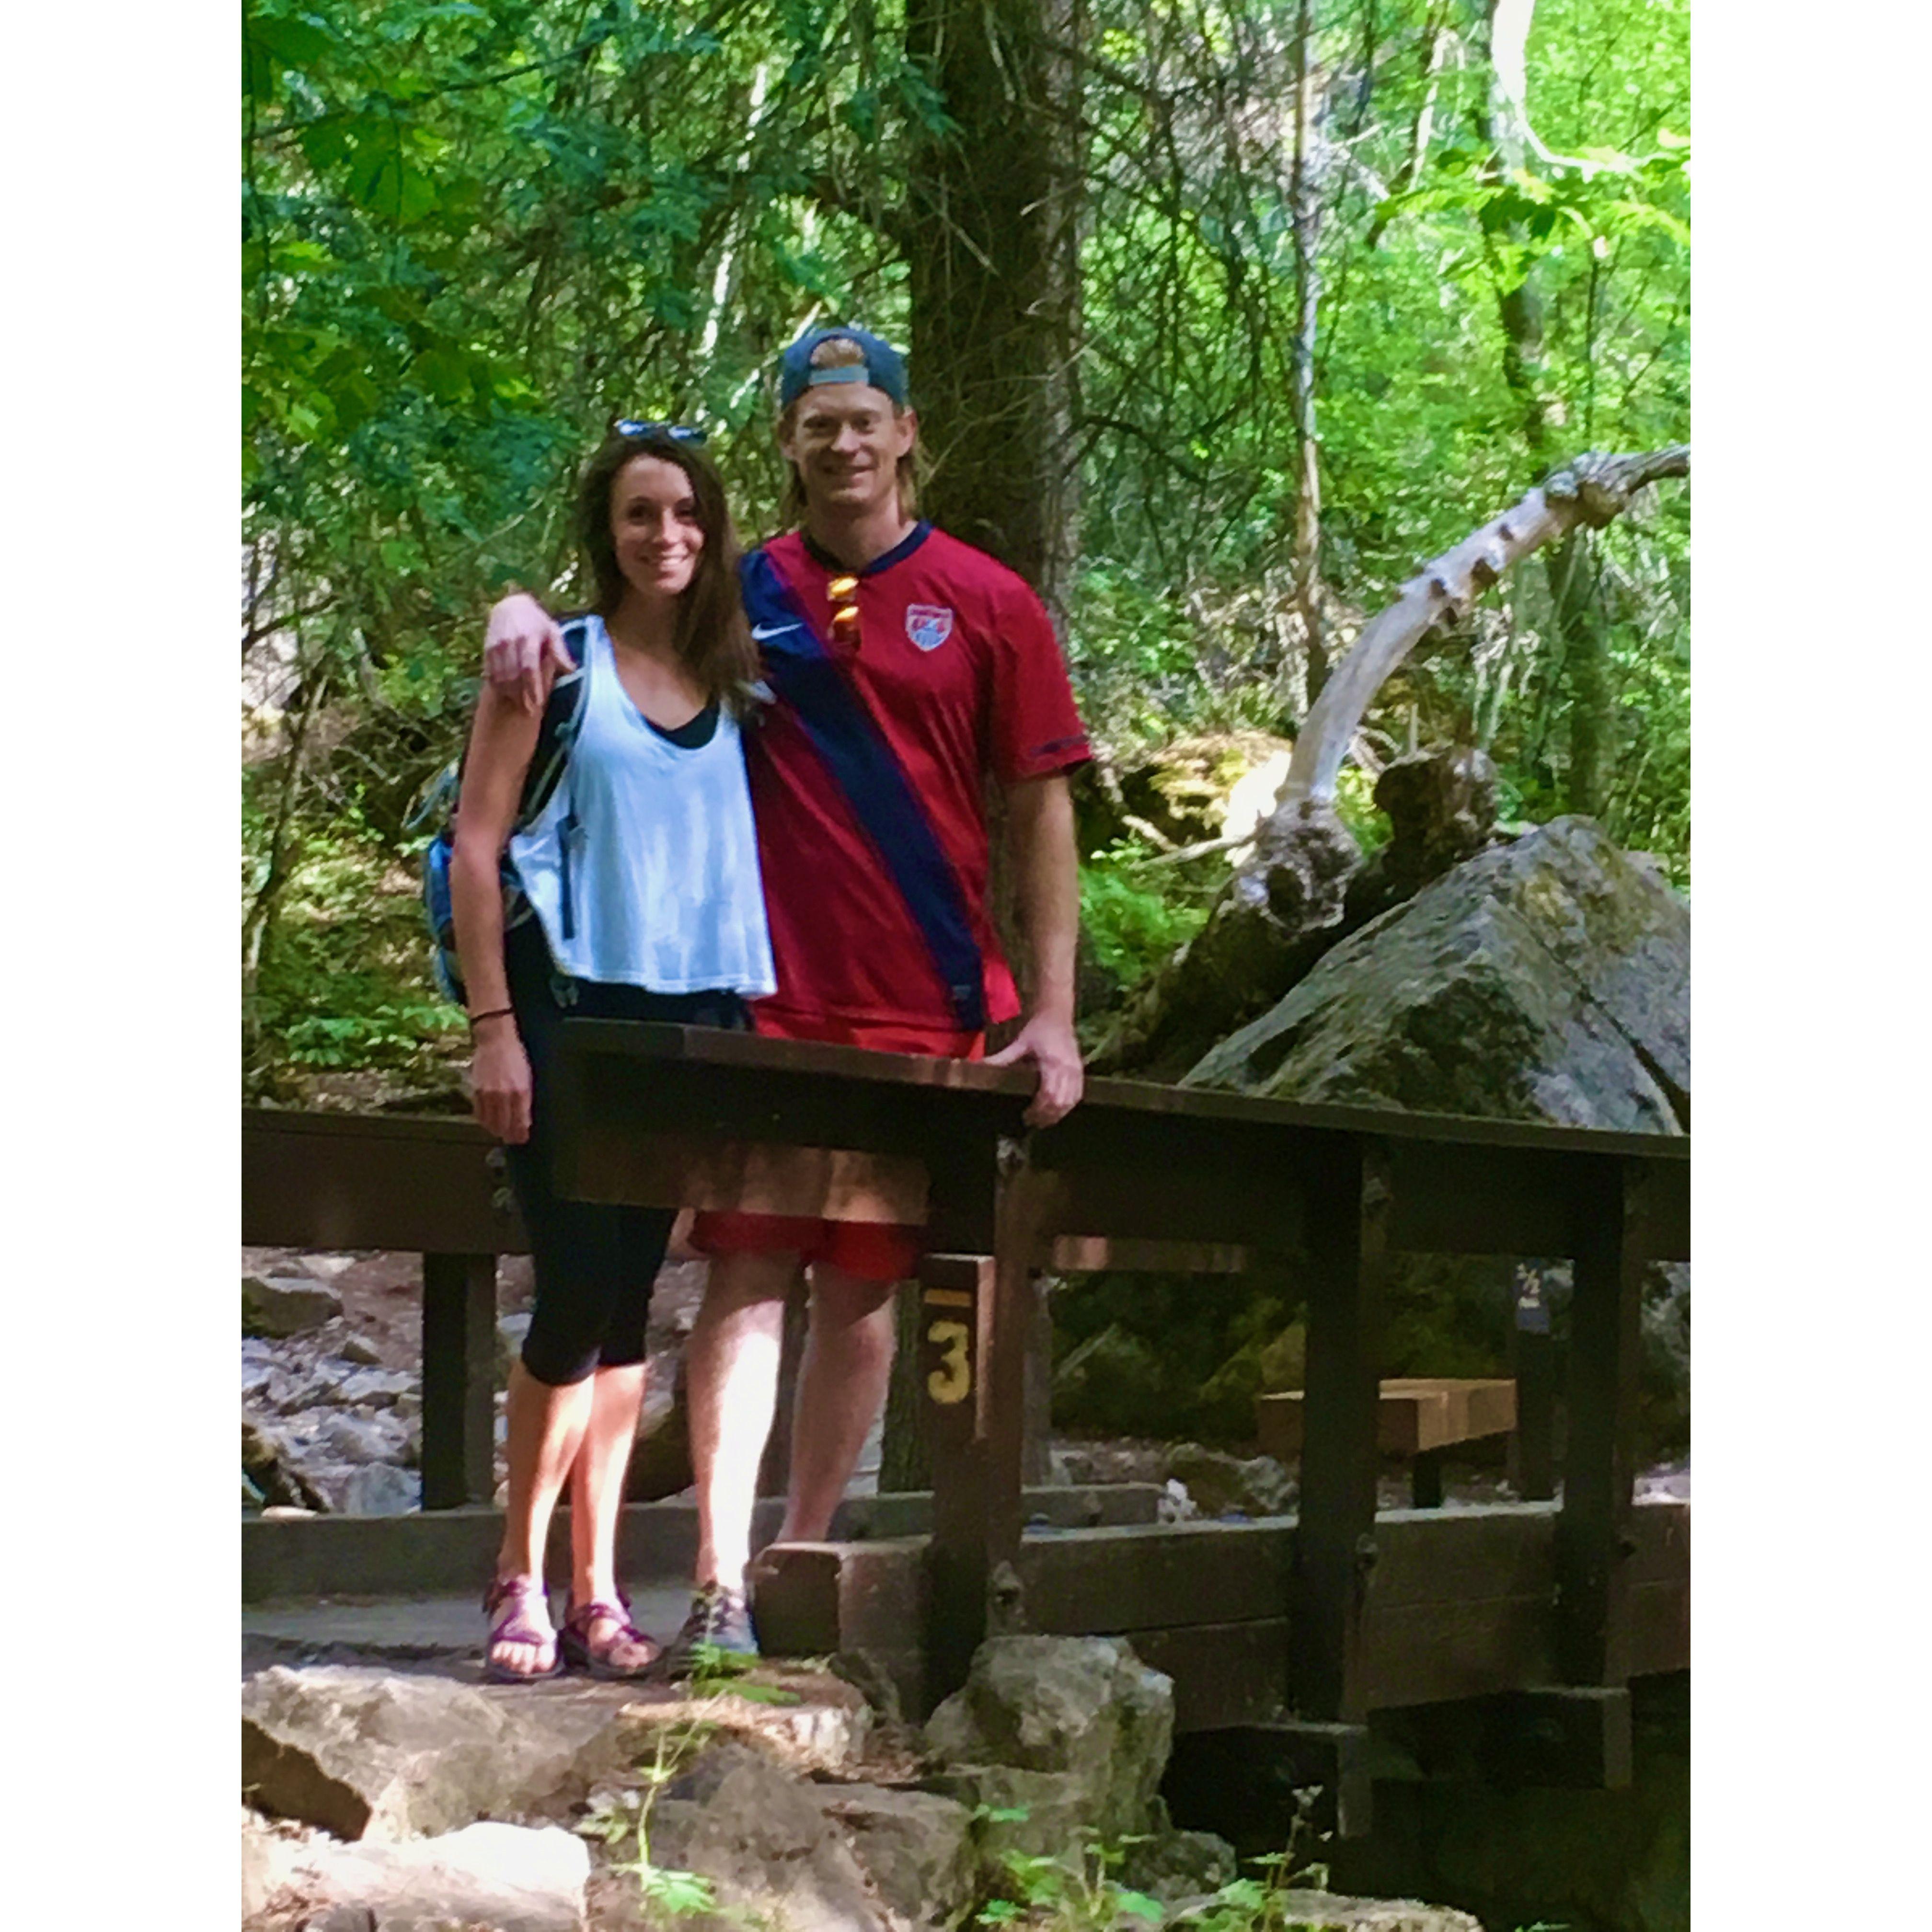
left=741, top=549, right=987, bottom=1032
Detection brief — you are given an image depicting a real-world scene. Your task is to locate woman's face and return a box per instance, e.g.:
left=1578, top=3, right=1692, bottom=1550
left=610, top=453, right=705, bottom=603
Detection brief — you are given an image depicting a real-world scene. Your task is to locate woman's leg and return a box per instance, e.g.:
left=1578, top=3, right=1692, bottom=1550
left=491, top=1359, right=596, bottom=1675
left=492, top=920, right=625, bottom=1673
left=567, top=1360, right=648, bottom=1607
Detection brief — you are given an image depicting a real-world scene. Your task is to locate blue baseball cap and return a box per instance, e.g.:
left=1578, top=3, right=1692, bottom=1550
left=778, top=324, right=909, bottom=412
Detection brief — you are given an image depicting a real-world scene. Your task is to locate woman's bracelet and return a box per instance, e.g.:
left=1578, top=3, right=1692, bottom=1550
left=468, top=1006, right=514, bottom=1031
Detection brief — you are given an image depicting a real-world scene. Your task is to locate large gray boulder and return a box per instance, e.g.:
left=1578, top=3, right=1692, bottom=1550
left=242, top=1667, right=621, bottom=1841
left=924, top=1636, right=1174, bottom=1864
left=1186, top=816, right=1687, bottom=1132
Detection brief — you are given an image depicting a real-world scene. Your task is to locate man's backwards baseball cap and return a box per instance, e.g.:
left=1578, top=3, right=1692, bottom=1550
left=778, top=324, right=909, bottom=412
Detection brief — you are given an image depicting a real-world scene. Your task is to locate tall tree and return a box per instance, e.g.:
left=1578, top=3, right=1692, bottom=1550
left=903, top=0, right=1087, bottom=615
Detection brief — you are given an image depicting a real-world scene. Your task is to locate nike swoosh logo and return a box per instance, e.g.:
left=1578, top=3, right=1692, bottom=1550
left=751, top=621, right=800, bottom=641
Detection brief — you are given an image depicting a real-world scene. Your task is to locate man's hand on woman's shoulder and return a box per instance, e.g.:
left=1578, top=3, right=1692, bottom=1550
left=485, top=591, right=572, bottom=714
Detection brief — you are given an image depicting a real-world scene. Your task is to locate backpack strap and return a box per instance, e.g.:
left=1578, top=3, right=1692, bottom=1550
left=515, top=616, right=592, bottom=828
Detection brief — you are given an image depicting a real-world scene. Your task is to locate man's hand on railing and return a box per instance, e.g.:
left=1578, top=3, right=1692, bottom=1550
left=986, top=1011, right=1085, bottom=1127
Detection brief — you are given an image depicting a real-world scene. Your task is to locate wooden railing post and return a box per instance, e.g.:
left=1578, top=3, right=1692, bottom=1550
left=1555, top=1159, right=1648, bottom=1688
left=1280, top=1134, right=1392, bottom=1836
left=921, top=1251, right=998, bottom=1699
left=921, top=1138, right=1062, bottom=1706
left=420, top=1252, right=497, bottom=1508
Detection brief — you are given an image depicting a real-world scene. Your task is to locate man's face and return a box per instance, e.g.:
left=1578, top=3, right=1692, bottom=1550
left=779, top=382, right=918, bottom=518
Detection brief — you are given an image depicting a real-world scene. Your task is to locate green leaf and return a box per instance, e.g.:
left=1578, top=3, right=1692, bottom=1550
left=1116, top=1889, right=1165, bottom=1920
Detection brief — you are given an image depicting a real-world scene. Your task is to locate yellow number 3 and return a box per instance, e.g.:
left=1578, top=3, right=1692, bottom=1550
left=927, top=1320, right=972, bottom=1404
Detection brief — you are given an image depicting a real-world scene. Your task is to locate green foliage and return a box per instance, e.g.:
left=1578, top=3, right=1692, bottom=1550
left=242, top=0, right=1689, bottom=1093
left=1080, top=844, right=1213, bottom=989
left=972, top=1789, right=1350, bottom=1930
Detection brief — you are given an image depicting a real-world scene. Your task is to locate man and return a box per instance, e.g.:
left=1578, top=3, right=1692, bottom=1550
left=481, top=324, right=1088, bottom=1670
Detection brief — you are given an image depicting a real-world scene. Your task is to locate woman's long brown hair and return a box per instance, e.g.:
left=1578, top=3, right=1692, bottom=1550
left=574, top=429, right=759, bottom=710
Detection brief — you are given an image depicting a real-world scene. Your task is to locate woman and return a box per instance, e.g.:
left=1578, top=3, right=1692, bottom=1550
left=450, top=422, right=774, bottom=1681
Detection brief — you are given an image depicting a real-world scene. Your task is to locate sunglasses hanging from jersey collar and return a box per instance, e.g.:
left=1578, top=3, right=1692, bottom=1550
left=828, top=573, right=861, bottom=651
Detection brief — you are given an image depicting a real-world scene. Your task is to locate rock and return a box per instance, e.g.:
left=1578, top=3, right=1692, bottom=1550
left=331, top=1368, right=416, bottom=1411
left=1163, top=1442, right=1295, bottom=1518
left=245, top=1274, right=346, bottom=1339
left=818, top=1784, right=978, bottom=1930
left=242, top=1666, right=619, bottom=1841
left=1157, top=1477, right=1199, bottom=1523
left=612, top=1668, right=873, bottom=1778
left=246, top=1820, right=589, bottom=1932
left=339, top=1332, right=385, bottom=1367
left=1246, top=1891, right=1485, bottom=1932
left=639, top=1739, right=893, bottom=1931
left=1077, top=730, right=1298, bottom=854
left=1187, top=817, right=1688, bottom=1133
left=925, top=1636, right=1174, bottom=1860
left=315, top=1411, right=414, bottom=1466
left=1117, top=1800, right=1237, bottom=1905
left=244, top=1417, right=330, bottom=1513
left=326, top=1464, right=420, bottom=1517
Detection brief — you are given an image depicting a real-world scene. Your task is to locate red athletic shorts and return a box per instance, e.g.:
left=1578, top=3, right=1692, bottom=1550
left=688, top=1010, right=985, bottom=1284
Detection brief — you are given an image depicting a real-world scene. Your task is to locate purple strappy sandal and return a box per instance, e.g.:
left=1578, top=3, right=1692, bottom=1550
left=557, top=1589, right=661, bottom=1680
left=483, top=1575, right=563, bottom=1683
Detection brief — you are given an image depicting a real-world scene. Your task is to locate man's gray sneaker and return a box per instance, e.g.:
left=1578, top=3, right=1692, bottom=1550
left=653, top=1583, right=759, bottom=1680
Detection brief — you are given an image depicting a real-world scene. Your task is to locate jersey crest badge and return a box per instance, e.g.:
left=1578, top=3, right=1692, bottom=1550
left=906, top=604, right=955, bottom=652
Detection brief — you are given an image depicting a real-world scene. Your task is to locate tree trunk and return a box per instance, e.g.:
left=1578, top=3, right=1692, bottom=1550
left=904, top=0, right=1084, bottom=620
left=1288, top=0, right=1327, bottom=703
left=1554, top=531, right=1611, bottom=816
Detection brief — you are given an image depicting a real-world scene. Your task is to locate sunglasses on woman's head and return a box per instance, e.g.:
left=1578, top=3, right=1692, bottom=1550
left=614, top=419, right=707, bottom=444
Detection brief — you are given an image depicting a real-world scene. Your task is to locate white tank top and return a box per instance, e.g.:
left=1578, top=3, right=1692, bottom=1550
left=508, top=616, right=776, bottom=996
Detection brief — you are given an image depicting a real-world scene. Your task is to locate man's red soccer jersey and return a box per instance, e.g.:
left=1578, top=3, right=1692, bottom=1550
left=741, top=522, right=1090, bottom=1035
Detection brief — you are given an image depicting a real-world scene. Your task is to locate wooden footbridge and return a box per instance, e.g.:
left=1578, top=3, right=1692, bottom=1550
left=243, top=1023, right=1688, bottom=1836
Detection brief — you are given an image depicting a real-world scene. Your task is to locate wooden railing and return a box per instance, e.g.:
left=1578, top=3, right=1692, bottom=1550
left=244, top=1022, right=1688, bottom=1826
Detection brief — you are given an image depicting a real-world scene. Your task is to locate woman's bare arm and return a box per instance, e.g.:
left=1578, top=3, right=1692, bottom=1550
left=448, top=685, right=543, bottom=1140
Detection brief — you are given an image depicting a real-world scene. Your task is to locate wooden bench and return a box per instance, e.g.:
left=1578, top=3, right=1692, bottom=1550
left=1257, top=1378, right=1518, bottom=1507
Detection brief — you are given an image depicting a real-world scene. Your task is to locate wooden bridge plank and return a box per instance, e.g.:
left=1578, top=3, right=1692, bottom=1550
left=1361, top=1593, right=1557, bottom=1709
left=1016, top=1522, right=1295, bottom=1634
left=1366, top=1506, right=1558, bottom=1608
left=1125, top=1620, right=1290, bottom=1732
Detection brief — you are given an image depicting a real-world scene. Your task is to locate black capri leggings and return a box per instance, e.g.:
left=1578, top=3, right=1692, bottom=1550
left=502, top=915, right=748, bottom=1386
